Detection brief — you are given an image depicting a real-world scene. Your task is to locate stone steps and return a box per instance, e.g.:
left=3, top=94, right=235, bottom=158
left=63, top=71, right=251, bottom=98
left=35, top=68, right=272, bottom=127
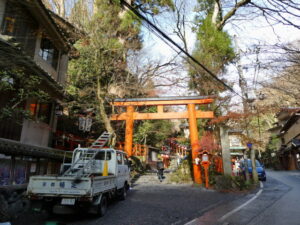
left=131, top=159, right=183, bottom=186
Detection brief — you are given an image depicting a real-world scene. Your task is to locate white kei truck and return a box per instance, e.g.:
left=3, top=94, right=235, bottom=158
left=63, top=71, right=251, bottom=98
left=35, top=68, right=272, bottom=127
left=26, top=132, right=130, bottom=216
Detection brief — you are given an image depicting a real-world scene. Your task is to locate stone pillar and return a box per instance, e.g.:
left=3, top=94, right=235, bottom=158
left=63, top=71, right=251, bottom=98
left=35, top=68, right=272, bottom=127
left=220, top=126, right=232, bottom=176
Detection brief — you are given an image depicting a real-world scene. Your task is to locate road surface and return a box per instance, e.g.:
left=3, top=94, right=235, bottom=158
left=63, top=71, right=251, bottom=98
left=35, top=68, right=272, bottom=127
left=12, top=170, right=300, bottom=225
left=188, top=169, right=300, bottom=225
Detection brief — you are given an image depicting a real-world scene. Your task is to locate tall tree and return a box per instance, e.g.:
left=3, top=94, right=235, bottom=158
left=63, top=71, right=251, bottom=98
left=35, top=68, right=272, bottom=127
left=67, top=0, right=174, bottom=144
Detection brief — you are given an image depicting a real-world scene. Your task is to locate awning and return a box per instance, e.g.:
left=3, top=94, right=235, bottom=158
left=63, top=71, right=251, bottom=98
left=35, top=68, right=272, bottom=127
left=0, top=138, right=72, bottom=160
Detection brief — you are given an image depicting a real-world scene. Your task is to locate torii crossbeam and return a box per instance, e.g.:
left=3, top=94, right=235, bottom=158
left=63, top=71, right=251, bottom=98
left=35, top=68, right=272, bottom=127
left=110, top=96, right=214, bottom=184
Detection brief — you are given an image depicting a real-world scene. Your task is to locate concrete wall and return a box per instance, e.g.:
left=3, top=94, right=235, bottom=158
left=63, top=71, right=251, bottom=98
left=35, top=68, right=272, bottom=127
left=57, top=53, right=68, bottom=85
left=0, top=0, right=6, bottom=29
left=19, top=101, right=58, bottom=148
left=20, top=120, right=51, bottom=147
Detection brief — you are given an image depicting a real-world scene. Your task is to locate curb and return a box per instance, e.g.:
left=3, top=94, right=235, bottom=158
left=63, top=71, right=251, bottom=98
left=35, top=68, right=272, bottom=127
left=218, top=181, right=264, bottom=223
left=184, top=181, right=264, bottom=225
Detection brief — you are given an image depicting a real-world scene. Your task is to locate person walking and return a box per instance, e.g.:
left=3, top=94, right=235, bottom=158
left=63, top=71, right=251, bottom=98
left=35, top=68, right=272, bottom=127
left=156, top=160, right=164, bottom=182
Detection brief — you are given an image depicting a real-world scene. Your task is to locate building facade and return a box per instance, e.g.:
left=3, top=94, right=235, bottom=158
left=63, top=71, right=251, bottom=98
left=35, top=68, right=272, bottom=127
left=269, top=108, right=300, bottom=170
left=0, top=0, right=76, bottom=188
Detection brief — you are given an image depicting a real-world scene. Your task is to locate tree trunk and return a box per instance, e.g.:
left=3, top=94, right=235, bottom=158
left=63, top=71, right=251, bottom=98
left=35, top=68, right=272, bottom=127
left=251, top=148, right=259, bottom=183
left=97, top=78, right=116, bottom=146
left=93, top=0, right=98, bottom=15
left=212, top=1, right=220, bottom=25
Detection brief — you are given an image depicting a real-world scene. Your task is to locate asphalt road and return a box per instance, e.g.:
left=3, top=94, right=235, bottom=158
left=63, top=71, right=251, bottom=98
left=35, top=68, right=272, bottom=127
left=12, top=170, right=300, bottom=225
left=247, top=170, right=300, bottom=225
left=12, top=182, right=241, bottom=225
left=190, top=169, right=300, bottom=225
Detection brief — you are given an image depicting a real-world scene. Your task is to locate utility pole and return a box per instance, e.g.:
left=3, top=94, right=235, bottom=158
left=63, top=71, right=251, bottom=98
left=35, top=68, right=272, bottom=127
left=234, top=36, right=258, bottom=183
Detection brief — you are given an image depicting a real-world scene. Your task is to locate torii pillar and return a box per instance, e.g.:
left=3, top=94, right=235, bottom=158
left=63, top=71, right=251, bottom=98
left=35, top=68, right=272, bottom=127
left=187, top=103, right=202, bottom=184
left=110, top=96, right=214, bottom=184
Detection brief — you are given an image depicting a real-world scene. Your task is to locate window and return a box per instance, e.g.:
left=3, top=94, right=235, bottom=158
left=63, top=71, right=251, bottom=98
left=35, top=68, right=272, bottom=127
left=28, top=101, right=52, bottom=124
left=2, top=17, right=15, bottom=35
left=39, top=37, right=59, bottom=69
left=116, top=152, right=123, bottom=165
left=38, top=103, right=52, bottom=123
left=95, top=151, right=112, bottom=160
left=124, top=155, right=129, bottom=165
left=29, top=103, right=38, bottom=117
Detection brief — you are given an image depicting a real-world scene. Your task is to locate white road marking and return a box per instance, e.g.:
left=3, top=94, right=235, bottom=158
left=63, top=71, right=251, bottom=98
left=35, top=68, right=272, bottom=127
left=218, top=181, right=264, bottom=222
left=184, top=218, right=197, bottom=225
left=183, top=181, right=264, bottom=225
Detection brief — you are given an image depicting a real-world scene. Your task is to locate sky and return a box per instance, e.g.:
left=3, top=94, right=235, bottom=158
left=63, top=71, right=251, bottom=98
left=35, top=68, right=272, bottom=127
left=140, top=0, right=300, bottom=99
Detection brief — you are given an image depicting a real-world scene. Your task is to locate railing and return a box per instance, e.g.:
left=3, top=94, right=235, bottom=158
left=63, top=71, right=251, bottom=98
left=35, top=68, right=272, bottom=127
left=116, top=142, right=148, bottom=157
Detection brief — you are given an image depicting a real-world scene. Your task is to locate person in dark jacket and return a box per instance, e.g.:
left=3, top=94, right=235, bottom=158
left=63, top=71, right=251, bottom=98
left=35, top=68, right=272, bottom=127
left=156, top=160, right=164, bottom=182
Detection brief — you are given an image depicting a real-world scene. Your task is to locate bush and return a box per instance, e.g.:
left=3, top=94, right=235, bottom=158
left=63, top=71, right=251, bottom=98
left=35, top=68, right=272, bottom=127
left=214, top=175, right=251, bottom=191
left=231, top=176, right=250, bottom=190
left=169, top=160, right=193, bottom=183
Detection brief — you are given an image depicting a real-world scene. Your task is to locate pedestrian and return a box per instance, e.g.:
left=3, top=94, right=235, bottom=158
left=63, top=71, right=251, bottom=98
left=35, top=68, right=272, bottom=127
left=176, top=153, right=181, bottom=166
left=156, top=160, right=164, bottom=182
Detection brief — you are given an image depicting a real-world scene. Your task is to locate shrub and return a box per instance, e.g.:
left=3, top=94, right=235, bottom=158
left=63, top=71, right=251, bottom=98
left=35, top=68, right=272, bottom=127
left=214, top=175, right=251, bottom=191
left=169, top=160, right=193, bottom=183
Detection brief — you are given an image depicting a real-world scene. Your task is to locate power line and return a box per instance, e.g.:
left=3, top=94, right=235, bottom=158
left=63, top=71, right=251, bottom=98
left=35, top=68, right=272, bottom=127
left=120, top=0, right=243, bottom=99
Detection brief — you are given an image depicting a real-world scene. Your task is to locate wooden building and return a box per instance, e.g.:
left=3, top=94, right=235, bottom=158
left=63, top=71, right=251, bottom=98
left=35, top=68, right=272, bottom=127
left=269, top=108, right=300, bottom=170
left=0, top=0, right=78, bottom=188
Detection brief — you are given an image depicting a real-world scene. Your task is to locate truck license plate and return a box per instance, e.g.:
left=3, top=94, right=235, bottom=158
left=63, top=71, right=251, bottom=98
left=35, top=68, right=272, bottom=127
left=61, top=198, right=75, bottom=205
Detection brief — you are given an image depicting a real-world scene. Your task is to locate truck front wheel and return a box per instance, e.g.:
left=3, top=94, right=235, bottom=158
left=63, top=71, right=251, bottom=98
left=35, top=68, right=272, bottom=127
left=118, top=186, right=127, bottom=201
left=97, top=195, right=107, bottom=217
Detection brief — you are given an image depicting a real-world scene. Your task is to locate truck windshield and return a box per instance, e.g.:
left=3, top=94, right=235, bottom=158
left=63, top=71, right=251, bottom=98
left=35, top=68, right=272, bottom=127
left=95, top=151, right=112, bottom=160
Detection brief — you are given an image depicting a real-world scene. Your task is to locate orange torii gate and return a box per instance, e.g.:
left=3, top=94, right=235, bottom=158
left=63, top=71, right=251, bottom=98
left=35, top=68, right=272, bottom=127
left=110, top=96, right=214, bottom=184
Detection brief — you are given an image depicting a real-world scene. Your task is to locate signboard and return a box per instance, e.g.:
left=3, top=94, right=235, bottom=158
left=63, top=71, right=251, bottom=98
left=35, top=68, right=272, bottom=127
left=247, top=143, right=253, bottom=149
left=229, top=135, right=243, bottom=148
left=79, top=117, right=93, bottom=132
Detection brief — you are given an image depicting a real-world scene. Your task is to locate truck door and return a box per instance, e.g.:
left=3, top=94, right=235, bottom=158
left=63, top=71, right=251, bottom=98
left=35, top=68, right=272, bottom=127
left=116, top=152, right=127, bottom=189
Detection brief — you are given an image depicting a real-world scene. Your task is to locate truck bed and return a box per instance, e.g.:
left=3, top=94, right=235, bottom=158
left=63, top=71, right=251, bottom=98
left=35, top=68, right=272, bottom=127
left=27, top=175, right=116, bottom=198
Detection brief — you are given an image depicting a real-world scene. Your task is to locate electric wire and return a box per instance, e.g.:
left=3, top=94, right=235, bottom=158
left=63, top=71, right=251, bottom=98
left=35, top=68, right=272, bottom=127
left=120, top=0, right=244, bottom=99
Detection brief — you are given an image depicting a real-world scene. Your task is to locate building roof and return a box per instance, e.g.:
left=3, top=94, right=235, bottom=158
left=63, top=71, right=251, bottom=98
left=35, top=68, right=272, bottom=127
left=19, top=0, right=71, bottom=51
left=48, top=10, right=84, bottom=45
left=276, top=107, right=300, bottom=120
left=113, top=96, right=216, bottom=102
left=280, top=109, right=300, bottom=133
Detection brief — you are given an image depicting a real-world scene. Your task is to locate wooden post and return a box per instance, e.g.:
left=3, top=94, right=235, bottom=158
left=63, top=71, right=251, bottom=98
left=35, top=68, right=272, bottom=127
left=125, top=105, right=134, bottom=156
left=187, top=104, right=202, bottom=184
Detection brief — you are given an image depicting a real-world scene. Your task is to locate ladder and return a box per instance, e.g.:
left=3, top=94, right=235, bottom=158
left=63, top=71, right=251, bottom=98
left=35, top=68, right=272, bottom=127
left=90, top=131, right=112, bottom=149
left=63, top=131, right=112, bottom=177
